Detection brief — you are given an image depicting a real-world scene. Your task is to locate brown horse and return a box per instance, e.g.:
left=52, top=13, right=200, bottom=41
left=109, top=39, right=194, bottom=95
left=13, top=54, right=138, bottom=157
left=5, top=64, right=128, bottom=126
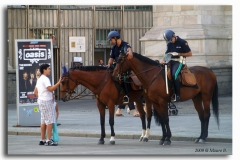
left=59, top=66, right=153, bottom=144
left=113, top=52, right=219, bottom=145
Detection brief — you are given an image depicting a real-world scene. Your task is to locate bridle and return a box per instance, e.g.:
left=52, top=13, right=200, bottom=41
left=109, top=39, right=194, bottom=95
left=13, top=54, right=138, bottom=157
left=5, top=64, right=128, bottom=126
left=115, top=54, right=129, bottom=81
left=60, top=71, right=79, bottom=95
left=61, top=69, right=110, bottom=99
left=116, top=53, right=163, bottom=87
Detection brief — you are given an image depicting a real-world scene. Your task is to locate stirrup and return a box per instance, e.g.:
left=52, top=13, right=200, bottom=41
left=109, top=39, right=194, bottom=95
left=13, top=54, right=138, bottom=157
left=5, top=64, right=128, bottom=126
left=171, top=94, right=180, bottom=102
left=123, top=95, right=129, bottom=104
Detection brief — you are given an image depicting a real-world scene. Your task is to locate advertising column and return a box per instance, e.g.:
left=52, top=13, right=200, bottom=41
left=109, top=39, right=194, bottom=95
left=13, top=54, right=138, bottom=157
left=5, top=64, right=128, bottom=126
left=15, top=39, right=53, bottom=126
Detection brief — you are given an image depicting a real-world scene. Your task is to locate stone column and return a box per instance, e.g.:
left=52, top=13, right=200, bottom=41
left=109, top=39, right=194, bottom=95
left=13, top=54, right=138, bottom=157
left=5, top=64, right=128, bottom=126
left=140, top=5, right=232, bottom=67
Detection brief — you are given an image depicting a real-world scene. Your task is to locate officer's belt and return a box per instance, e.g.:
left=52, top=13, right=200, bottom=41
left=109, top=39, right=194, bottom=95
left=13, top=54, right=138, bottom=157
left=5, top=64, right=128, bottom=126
left=171, top=56, right=186, bottom=64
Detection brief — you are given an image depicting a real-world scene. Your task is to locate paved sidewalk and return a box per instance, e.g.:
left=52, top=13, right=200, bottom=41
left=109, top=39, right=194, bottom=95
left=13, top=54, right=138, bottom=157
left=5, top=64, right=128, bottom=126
left=8, top=96, right=232, bottom=143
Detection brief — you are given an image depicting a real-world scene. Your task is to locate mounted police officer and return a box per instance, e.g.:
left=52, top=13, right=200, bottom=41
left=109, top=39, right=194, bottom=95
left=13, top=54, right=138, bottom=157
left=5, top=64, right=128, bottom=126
left=160, top=30, right=192, bottom=102
left=106, top=30, right=133, bottom=104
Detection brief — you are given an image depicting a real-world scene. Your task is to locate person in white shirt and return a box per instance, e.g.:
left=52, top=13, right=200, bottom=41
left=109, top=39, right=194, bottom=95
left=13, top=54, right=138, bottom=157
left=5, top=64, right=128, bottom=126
left=34, top=64, right=62, bottom=146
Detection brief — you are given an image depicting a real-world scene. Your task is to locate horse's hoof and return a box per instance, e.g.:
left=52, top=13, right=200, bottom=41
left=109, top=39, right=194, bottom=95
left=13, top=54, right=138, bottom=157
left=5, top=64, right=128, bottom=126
left=139, top=137, right=143, bottom=142
left=199, top=139, right=206, bottom=143
left=163, top=140, right=171, bottom=145
left=98, top=140, right=105, bottom=144
left=110, top=141, right=115, bottom=145
left=195, top=138, right=200, bottom=143
left=159, top=140, right=164, bottom=145
left=143, top=137, right=148, bottom=142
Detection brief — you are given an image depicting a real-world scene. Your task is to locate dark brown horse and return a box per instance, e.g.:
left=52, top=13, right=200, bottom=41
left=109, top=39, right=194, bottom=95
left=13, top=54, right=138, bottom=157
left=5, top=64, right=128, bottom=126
left=59, top=66, right=153, bottom=144
left=113, top=52, right=219, bottom=145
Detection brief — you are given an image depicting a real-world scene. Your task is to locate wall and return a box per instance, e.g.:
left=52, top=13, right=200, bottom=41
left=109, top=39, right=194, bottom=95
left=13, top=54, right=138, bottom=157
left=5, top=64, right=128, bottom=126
left=140, top=5, right=232, bottom=95
left=7, top=6, right=153, bottom=100
left=8, top=70, right=17, bottom=104
left=140, top=5, right=232, bottom=67
left=211, top=66, right=232, bottom=96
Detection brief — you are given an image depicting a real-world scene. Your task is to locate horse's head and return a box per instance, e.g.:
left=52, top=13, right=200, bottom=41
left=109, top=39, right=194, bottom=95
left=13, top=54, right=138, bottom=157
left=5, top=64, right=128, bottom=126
left=60, top=66, right=78, bottom=102
left=112, top=46, right=131, bottom=81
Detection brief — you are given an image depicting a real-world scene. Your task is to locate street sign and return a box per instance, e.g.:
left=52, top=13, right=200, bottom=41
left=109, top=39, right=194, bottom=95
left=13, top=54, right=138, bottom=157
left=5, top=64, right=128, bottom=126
left=69, top=37, right=86, bottom=52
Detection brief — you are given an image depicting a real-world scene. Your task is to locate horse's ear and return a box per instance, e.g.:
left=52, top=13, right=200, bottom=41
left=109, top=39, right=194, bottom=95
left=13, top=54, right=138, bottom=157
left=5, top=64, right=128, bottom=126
left=62, top=66, right=67, bottom=74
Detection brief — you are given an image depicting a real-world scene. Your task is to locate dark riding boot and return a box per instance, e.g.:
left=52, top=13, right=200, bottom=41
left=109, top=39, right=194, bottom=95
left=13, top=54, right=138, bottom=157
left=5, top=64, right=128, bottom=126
left=123, top=79, right=130, bottom=104
left=171, top=79, right=181, bottom=102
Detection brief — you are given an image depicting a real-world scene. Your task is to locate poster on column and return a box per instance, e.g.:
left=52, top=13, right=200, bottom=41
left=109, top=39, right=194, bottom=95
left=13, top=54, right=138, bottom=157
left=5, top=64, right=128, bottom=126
left=15, top=39, right=54, bottom=126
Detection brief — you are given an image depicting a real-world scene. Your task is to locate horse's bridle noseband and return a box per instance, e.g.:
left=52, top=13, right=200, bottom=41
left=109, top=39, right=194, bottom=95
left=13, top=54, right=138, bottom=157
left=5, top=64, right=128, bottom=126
left=60, top=72, right=79, bottom=94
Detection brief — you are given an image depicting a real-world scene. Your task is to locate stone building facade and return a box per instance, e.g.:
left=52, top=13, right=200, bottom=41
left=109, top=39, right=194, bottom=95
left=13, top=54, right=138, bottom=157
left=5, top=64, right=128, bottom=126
left=140, top=5, right=232, bottom=96
left=8, top=5, right=232, bottom=104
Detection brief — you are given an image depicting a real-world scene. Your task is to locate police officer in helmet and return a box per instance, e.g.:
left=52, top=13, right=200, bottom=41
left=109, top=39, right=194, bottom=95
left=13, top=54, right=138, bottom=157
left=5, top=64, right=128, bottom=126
left=161, top=30, right=192, bottom=102
left=106, top=30, right=133, bottom=104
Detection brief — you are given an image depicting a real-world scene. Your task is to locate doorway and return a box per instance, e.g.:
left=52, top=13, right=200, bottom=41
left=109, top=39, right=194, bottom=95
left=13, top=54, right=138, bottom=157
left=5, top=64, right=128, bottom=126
left=94, top=48, right=110, bottom=66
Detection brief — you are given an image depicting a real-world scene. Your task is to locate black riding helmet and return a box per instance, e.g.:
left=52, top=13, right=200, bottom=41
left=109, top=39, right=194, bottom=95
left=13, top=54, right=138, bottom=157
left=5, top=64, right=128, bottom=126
left=108, top=31, right=120, bottom=41
left=163, top=30, right=175, bottom=44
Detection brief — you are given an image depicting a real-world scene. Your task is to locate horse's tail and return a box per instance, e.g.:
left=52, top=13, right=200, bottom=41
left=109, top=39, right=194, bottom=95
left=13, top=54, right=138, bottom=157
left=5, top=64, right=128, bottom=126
left=212, top=82, right=219, bottom=129
left=153, top=107, right=163, bottom=126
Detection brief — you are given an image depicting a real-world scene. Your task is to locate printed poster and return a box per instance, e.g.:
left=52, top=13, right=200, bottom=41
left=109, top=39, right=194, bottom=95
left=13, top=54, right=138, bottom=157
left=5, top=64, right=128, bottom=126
left=15, top=39, right=54, bottom=126
left=69, top=36, right=86, bottom=52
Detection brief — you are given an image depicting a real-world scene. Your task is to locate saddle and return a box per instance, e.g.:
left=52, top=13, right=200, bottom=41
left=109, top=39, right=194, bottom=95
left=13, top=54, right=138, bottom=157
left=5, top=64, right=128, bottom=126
left=167, top=65, right=197, bottom=86
left=129, top=71, right=142, bottom=90
left=113, top=70, right=142, bottom=94
left=180, top=65, right=197, bottom=86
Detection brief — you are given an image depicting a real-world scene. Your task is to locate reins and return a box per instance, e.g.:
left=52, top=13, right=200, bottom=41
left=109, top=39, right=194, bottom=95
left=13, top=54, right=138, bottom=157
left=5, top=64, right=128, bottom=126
left=117, top=55, right=163, bottom=87
left=62, top=69, right=110, bottom=100
left=133, top=65, right=162, bottom=77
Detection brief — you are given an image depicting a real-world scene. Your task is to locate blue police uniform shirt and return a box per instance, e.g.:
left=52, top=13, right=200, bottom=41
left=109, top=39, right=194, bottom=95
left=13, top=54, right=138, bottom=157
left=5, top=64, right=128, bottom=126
left=110, top=40, right=131, bottom=61
left=165, top=36, right=191, bottom=58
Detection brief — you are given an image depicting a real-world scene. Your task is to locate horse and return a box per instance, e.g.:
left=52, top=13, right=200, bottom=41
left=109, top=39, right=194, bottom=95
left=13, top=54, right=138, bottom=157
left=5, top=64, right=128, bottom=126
left=59, top=65, right=153, bottom=145
left=113, top=52, right=219, bottom=145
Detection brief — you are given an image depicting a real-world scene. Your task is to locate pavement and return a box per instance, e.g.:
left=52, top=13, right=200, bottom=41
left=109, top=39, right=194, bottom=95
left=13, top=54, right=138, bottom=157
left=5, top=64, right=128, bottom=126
left=7, top=96, right=232, bottom=143
left=8, top=135, right=232, bottom=155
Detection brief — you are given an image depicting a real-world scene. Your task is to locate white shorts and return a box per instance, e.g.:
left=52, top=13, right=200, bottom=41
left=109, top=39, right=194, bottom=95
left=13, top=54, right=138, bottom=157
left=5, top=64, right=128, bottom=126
left=38, top=99, right=56, bottom=125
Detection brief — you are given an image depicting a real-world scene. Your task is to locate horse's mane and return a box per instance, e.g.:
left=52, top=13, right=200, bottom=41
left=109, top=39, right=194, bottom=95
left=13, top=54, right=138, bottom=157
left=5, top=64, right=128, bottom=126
left=69, top=66, right=107, bottom=72
left=133, top=52, right=160, bottom=66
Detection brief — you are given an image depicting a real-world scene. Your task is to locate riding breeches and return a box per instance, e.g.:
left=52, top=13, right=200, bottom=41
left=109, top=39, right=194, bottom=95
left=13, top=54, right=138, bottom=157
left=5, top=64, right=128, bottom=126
left=170, top=61, right=184, bottom=80
left=123, top=80, right=131, bottom=96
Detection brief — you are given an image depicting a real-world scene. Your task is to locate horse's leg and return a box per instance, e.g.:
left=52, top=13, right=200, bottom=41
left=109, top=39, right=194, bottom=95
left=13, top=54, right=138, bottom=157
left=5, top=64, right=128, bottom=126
left=143, top=97, right=153, bottom=142
left=163, top=118, right=172, bottom=145
left=108, top=103, right=116, bottom=145
left=161, top=101, right=172, bottom=145
left=134, top=99, right=147, bottom=142
left=200, top=97, right=211, bottom=142
left=158, top=116, right=166, bottom=145
left=97, top=100, right=106, bottom=144
left=151, top=102, right=167, bottom=145
left=192, top=94, right=205, bottom=143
